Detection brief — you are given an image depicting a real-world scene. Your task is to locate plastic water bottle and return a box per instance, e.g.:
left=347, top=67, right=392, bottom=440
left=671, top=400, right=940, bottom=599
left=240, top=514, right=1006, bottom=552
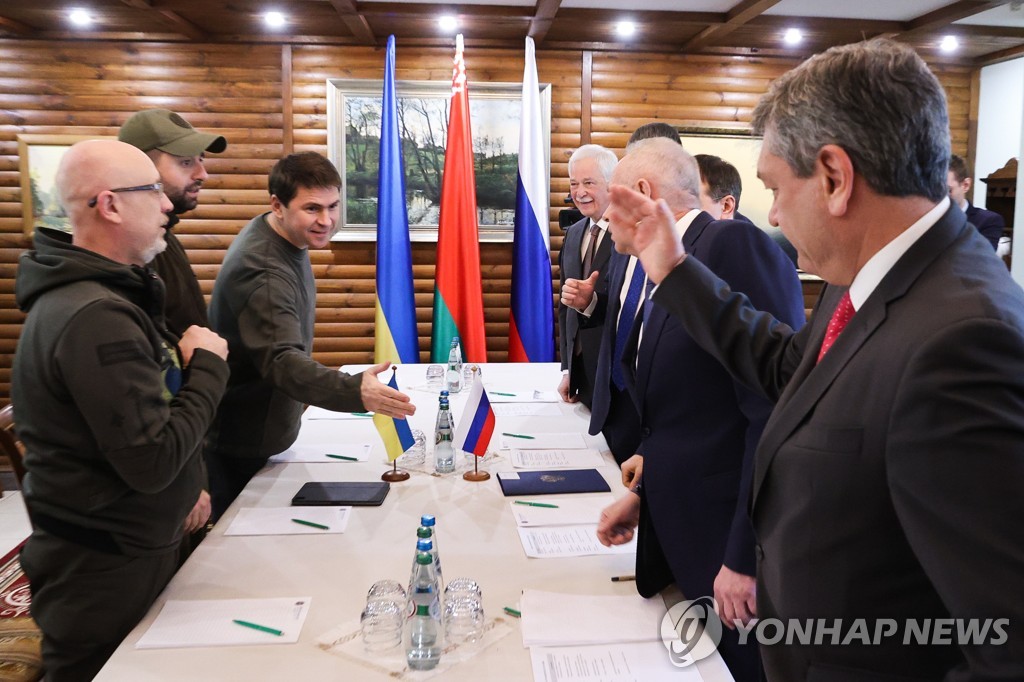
left=446, top=338, right=463, bottom=393
left=434, top=397, right=455, bottom=473
left=417, top=526, right=442, bottom=584
left=405, top=552, right=442, bottom=670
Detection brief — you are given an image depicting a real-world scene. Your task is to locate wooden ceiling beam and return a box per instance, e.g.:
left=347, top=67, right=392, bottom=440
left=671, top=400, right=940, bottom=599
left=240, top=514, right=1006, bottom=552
left=328, top=0, right=376, bottom=46
left=529, top=0, right=562, bottom=46
left=0, top=14, right=34, bottom=36
left=975, top=41, right=1024, bottom=66
left=681, top=0, right=782, bottom=52
left=118, top=0, right=206, bottom=40
left=899, top=0, right=1007, bottom=36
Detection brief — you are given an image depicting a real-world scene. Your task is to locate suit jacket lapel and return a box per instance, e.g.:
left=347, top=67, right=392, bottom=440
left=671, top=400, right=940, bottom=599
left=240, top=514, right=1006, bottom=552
left=752, top=206, right=968, bottom=503
left=564, top=218, right=587, bottom=281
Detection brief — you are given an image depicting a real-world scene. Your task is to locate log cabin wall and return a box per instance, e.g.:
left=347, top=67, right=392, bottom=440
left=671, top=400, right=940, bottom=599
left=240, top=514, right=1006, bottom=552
left=0, top=40, right=975, bottom=405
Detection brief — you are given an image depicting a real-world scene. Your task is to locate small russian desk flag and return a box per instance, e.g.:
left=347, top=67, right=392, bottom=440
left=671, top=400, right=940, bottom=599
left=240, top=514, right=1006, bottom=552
left=452, top=379, right=495, bottom=457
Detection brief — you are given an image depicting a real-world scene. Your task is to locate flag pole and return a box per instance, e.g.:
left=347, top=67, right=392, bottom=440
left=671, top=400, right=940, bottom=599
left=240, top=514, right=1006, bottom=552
left=463, top=455, right=489, bottom=482
left=382, top=365, right=411, bottom=482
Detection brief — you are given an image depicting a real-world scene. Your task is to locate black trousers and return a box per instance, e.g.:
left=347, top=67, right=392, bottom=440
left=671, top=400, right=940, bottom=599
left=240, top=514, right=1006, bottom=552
left=19, top=529, right=178, bottom=682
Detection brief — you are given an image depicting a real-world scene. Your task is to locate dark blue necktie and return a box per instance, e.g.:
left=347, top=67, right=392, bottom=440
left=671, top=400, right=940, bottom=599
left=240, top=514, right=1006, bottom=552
left=612, top=260, right=646, bottom=390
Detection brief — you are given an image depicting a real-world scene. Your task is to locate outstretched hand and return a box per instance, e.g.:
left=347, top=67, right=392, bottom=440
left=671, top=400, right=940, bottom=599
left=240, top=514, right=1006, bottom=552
left=360, top=362, right=416, bottom=418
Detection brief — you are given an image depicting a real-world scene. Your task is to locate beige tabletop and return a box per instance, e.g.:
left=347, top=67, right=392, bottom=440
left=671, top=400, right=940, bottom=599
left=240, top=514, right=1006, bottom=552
left=97, top=362, right=734, bottom=681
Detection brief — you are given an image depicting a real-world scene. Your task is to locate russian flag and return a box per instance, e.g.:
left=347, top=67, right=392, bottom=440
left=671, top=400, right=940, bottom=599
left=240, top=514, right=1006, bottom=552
left=452, top=379, right=496, bottom=457
left=508, top=36, right=554, bottom=362
left=372, top=368, right=415, bottom=462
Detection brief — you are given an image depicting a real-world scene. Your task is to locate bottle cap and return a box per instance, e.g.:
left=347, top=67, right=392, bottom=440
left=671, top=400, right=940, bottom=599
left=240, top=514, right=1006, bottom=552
left=417, top=526, right=432, bottom=538
left=416, top=538, right=433, bottom=552
left=416, top=552, right=433, bottom=565
left=421, top=515, right=436, bottom=527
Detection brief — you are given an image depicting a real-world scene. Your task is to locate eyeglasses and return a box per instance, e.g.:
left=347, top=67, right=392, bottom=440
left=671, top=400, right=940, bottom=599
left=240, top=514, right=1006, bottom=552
left=87, top=182, right=163, bottom=208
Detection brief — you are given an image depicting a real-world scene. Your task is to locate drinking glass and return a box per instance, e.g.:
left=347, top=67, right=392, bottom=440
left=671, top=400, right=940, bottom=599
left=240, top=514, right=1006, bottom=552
left=425, top=364, right=445, bottom=392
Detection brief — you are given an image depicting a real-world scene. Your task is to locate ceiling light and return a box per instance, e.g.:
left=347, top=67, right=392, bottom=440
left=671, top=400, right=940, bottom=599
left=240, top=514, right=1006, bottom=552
left=264, top=11, right=286, bottom=28
left=439, top=15, right=458, bottom=32
left=783, top=28, right=802, bottom=46
left=68, top=8, right=92, bottom=26
left=616, top=21, right=636, bottom=38
left=940, top=35, right=959, bottom=53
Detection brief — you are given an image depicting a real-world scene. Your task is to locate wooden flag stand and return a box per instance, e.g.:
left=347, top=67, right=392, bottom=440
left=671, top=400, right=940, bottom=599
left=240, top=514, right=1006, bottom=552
left=382, top=460, right=410, bottom=482
left=463, top=454, right=489, bottom=482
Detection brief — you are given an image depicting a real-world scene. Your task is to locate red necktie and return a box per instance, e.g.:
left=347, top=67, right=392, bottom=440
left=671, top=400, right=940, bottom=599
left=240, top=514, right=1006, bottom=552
left=817, top=291, right=854, bottom=363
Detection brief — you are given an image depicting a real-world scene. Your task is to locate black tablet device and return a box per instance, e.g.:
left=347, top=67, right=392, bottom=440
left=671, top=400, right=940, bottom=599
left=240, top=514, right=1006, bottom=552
left=291, top=481, right=390, bottom=506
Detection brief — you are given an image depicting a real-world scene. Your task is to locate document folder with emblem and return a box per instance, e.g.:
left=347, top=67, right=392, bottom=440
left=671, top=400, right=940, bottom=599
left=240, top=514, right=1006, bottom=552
left=496, top=469, right=610, bottom=496
left=291, top=481, right=390, bottom=506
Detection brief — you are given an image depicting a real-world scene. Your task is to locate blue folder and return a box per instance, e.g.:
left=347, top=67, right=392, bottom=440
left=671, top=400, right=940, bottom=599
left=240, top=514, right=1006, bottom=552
left=497, top=469, right=610, bottom=496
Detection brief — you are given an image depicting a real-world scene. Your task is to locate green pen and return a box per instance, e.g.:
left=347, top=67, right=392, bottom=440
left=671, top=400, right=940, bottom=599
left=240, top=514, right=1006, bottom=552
left=491, top=391, right=517, bottom=396
left=325, top=453, right=358, bottom=461
left=503, top=607, right=521, bottom=618
left=502, top=432, right=535, bottom=439
left=291, top=518, right=330, bottom=530
left=352, top=412, right=373, bottom=417
left=514, top=500, right=559, bottom=509
left=232, top=619, right=283, bottom=636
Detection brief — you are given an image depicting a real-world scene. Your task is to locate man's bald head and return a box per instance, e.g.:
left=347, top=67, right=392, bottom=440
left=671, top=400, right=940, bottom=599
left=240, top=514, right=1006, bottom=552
left=56, top=139, right=172, bottom=266
left=613, top=137, right=702, bottom=214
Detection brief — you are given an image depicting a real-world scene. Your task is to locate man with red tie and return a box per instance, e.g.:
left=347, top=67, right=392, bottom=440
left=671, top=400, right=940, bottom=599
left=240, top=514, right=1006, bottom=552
left=605, top=39, right=1024, bottom=681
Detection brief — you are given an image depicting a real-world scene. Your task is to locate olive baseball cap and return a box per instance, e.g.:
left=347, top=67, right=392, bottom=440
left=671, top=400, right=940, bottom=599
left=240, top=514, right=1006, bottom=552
left=118, top=109, right=227, bottom=156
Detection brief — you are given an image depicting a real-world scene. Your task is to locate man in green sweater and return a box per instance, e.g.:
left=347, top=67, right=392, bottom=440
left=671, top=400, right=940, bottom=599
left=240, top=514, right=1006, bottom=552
left=13, top=140, right=229, bottom=680
left=206, top=152, right=415, bottom=519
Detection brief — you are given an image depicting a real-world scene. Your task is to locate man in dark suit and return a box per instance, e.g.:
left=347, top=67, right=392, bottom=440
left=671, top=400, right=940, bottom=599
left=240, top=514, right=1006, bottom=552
left=557, top=144, right=617, bottom=408
left=605, top=39, right=1024, bottom=680
left=597, top=138, right=805, bottom=681
left=948, top=153, right=1005, bottom=250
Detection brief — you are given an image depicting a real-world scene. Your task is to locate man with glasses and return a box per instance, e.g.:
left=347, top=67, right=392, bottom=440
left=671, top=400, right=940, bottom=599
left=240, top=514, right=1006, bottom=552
left=12, top=140, right=229, bottom=680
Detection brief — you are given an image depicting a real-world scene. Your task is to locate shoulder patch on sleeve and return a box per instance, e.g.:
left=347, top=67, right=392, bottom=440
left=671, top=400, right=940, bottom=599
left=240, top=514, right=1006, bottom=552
left=96, top=340, right=149, bottom=366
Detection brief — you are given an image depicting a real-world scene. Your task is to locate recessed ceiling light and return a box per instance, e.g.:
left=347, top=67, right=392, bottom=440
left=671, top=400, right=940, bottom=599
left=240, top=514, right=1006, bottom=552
left=783, top=28, right=802, bottom=46
left=616, top=21, right=636, bottom=38
left=68, top=8, right=92, bottom=27
left=264, top=11, right=286, bottom=28
left=439, top=15, right=458, bottom=32
left=940, top=35, right=959, bottom=53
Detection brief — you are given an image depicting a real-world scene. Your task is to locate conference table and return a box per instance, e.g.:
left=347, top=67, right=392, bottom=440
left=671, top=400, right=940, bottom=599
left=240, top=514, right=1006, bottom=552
left=97, top=363, right=734, bottom=681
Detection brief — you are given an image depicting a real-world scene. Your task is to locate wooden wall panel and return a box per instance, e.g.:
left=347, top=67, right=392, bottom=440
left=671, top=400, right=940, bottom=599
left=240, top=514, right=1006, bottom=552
left=0, top=39, right=976, bottom=405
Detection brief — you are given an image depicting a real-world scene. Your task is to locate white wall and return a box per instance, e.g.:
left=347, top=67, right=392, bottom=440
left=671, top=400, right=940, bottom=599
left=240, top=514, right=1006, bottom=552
left=975, top=58, right=1023, bottom=208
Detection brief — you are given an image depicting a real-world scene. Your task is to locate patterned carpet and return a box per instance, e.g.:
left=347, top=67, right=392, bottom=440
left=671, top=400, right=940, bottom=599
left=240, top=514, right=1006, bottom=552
left=0, top=540, right=42, bottom=682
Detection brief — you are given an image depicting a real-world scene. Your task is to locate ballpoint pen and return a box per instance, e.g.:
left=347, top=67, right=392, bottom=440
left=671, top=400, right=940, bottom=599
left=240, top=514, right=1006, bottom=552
left=232, top=619, right=284, bottom=636
left=291, top=518, right=330, bottom=530
left=514, top=500, right=559, bottom=508
left=502, top=432, right=535, bottom=439
left=325, top=453, right=358, bottom=461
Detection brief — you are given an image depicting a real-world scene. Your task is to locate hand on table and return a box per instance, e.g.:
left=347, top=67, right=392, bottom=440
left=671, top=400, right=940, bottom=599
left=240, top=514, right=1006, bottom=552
left=596, top=493, right=641, bottom=547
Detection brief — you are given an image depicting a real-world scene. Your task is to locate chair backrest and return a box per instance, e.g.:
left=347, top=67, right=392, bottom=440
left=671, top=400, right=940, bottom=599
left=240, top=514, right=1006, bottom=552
left=0, top=404, right=27, bottom=489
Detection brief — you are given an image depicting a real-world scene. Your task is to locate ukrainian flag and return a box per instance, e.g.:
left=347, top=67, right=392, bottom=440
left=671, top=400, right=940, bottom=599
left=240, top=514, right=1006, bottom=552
left=373, top=369, right=415, bottom=462
left=374, top=35, right=419, bottom=365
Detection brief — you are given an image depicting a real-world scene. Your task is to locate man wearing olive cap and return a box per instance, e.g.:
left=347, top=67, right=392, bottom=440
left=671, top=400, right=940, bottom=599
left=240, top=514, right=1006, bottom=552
left=120, top=110, right=227, bottom=550
left=119, top=109, right=227, bottom=337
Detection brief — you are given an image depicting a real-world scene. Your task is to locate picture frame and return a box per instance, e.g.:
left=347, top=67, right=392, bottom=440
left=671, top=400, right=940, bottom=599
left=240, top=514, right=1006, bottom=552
left=327, top=78, right=552, bottom=242
left=18, top=134, right=101, bottom=236
left=677, top=129, right=771, bottom=230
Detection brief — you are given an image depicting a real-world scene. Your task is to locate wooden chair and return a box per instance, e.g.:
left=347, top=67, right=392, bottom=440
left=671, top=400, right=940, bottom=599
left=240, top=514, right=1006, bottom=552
left=0, top=404, right=26, bottom=491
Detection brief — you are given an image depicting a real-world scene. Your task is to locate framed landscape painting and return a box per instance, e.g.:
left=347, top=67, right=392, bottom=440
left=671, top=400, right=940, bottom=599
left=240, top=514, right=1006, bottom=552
left=18, top=134, right=102, bottom=236
left=327, top=78, right=551, bottom=242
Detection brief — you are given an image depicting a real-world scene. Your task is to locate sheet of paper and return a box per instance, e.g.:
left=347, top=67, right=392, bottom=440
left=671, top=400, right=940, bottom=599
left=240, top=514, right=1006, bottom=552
left=136, top=597, right=311, bottom=649
left=530, top=641, right=704, bottom=682
left=517, top=525, right=636, bottom=559
left=493, top=403, right=562, bottom=417
left=510, top=495, right=614, bottom=527
left=511, top=449, right=604, bottom=469
left=521, top=591, right=664, bottom=647
left=303, top=406, right=375, bottom=420
left=500, top=432, right=588, bottom=450
left=487, top=389, right=561, bottom=403
left=224, top=507, right=351, bottom=536
left=268, top=443, right=371, bottom=463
